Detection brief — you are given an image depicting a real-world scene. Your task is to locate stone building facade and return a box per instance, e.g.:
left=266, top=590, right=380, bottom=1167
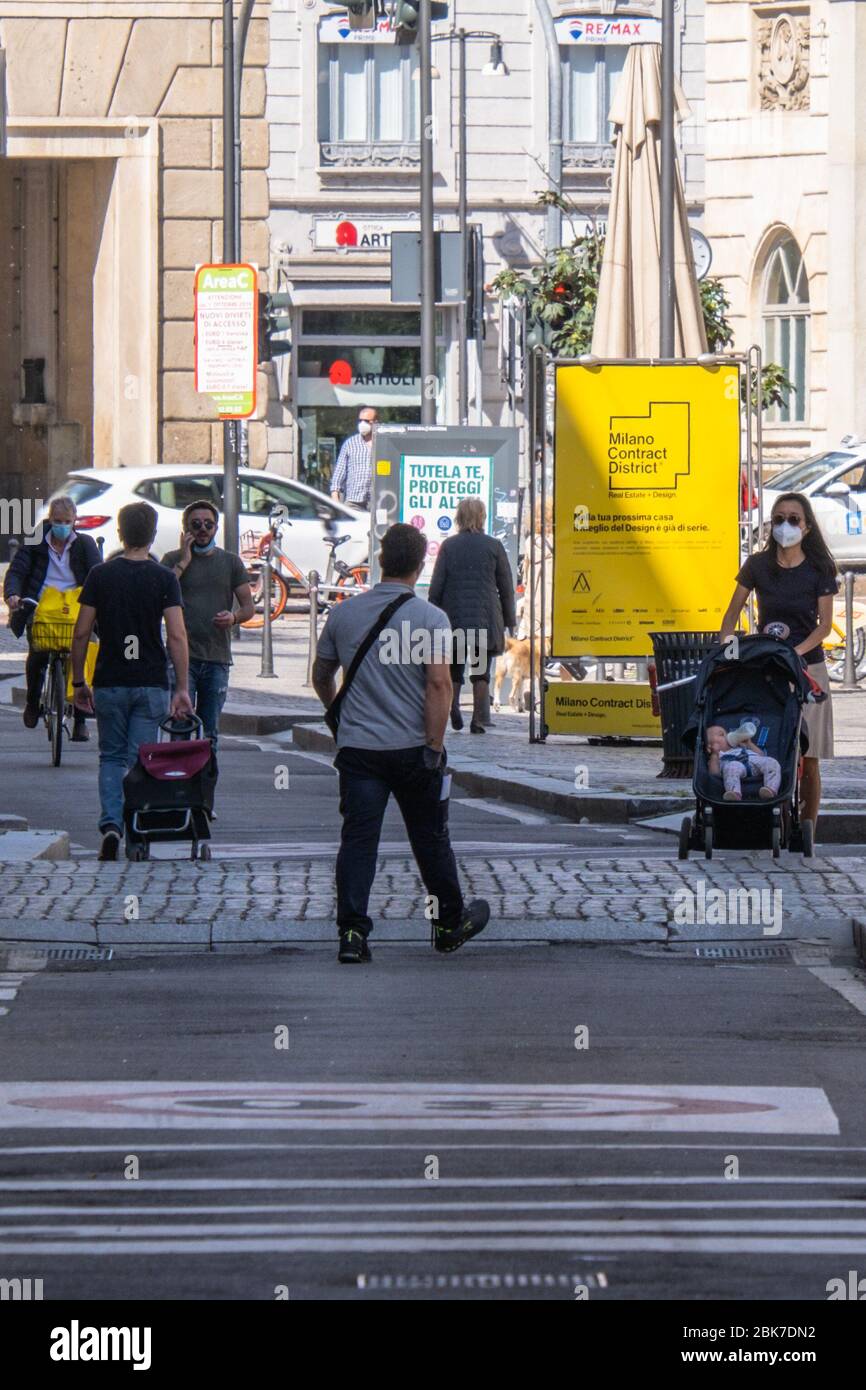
left=0, top=0, right=271, bottom=527
left=704, top=0, right=866, bottom=458
left=264, top=0, right=707, bottom=484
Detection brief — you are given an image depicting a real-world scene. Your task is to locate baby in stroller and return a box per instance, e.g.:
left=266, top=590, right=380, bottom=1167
left=705, top=722, right=781, bottom=802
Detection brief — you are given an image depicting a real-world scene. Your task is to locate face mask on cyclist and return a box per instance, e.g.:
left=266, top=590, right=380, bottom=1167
left=50, top=522, right=73, bottom=541
left=357, top=419, right=373, bottom=438
left=772, top=521, right=802, bottom=548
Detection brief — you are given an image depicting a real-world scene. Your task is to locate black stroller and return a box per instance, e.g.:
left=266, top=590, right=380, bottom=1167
left=679, top=635, right=817, bottom=861
left=122, top=715, right=217, bottom=862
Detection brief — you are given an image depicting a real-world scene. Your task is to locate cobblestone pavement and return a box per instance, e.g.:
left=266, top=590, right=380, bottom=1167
left=0, top=853, right=863, bottom=930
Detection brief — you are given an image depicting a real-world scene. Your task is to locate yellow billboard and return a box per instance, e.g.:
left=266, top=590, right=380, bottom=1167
left=552, top=364, right=741, bottom=657
left=544, top=682, right=660, bottom=737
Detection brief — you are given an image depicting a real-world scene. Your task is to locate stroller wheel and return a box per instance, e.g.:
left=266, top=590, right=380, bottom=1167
left=678, top=816, right=691, bottom=861
left=198, top=843, right=212, bottom=862
left=801, top=818, right=815, bottom=859
left=771, top=824, right=781, bottom=859
left=704, top=823, right=713, bottom=860
left=126, top=842, right=148, bottom=862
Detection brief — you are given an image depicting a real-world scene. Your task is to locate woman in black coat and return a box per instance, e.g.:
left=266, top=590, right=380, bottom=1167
left=428, top=497, right=516, bottom=734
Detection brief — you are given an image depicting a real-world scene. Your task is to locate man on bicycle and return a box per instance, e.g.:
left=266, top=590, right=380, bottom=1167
left=70, top=502, right=194, bottom=862
left=161, top=499, right=254, bottom=751
left=4, top=496, right=99, bottom=741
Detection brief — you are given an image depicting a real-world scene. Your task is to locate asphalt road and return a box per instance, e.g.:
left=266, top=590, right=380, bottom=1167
left=0, top=694, right=661, bottom=856
left=2, top=684, right=866, bottom=1305
left=1, top=944, right=865, bottom=1301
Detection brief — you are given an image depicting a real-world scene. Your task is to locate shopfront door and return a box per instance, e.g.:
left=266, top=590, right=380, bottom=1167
left=294, top=307, right=444, bottom=488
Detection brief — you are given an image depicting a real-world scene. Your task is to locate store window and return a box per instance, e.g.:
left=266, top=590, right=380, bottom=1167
left=296, top=308, right=445, bottom=489
left=318, top=43, right=420, bottom=147
left=762, top=234, right=809, bottom=425
left=561, top=44, right=627, bottom=145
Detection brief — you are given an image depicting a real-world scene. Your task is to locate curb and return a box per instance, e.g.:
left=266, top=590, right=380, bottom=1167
left=0, top=914, right=854, bottom=952
left=292, top=723, right=689, bottom=824
left=0, top=830, right=70, bottom=862
left=291, top=724, right=866, bottom=833
left=8, top=684, right=321, bottom=739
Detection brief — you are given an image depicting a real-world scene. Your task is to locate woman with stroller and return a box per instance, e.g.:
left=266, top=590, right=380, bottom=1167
left=718, top=492, right=837, bottom=827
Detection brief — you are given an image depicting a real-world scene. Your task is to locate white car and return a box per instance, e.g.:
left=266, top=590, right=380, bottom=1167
left=39, top=465, right=370, bottom=576
left=757, top=440, right=866, bottom=564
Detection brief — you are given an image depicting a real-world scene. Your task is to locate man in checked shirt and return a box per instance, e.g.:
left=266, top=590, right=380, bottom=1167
left=330, top=406, right=378, bottom=511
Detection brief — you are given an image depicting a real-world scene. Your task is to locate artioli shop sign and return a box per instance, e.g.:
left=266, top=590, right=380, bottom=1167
left=194, top=262, right=257, bottom=419
left=554, top=14, right=662, bottom=44
left=314, top=218, right=432, bottom=252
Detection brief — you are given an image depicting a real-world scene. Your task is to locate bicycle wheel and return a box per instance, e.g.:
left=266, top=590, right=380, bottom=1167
left=241, top=567, right=290, bottom=630
left=334, top=566, right=369, bottom=602
left=826, top=626, right=866, bottom=682
left=47, top=655, right=65, bottom=766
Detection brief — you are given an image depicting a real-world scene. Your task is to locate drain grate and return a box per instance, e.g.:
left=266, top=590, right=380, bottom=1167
left=695, top=944, right=791, bottom=961
left=13, top=946, right=115, bottom=962
left=357, top=1270, right=608, bottom=1292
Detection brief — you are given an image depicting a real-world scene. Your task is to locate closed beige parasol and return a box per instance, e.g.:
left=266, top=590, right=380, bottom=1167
left=591, top=43, right=707, bottom=358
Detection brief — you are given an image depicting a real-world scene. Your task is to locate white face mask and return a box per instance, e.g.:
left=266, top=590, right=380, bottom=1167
left=357, top=419, right=373, bottom=438
left=772, top=521, right=803, bottom=548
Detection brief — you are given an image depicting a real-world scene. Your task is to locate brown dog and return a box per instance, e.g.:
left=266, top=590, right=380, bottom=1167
left=493, top=636, right=541, bottom=712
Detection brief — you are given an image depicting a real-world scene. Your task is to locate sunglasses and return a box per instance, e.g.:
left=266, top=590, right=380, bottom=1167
left=772, top=513, right=803, bottom=527
left=189, top=519, right=216, bottom=532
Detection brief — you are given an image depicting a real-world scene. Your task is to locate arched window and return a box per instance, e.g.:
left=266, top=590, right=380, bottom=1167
left=762, top=235, right=809, bottom=424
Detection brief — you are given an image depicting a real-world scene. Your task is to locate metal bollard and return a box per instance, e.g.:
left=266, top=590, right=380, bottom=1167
left=305, top=571, right=320, bottom=688
left=258, top=558, right=277, bottom=679
left=841, top=570, right=860, bottom=690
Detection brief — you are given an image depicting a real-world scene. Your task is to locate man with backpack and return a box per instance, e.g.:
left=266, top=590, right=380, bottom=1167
left=312, top=522, right=489, bottom=964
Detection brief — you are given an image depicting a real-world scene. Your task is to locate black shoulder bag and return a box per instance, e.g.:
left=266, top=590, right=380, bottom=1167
left=324, top=591, right=413, bottom=737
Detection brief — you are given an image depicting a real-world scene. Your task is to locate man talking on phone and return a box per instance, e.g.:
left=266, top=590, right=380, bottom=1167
left=162, top=500, right=254, bottom=751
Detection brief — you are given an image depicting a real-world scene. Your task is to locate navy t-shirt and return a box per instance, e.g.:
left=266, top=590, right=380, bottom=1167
left=736, top=552, right=838, bottom=665
left=79, top=557, right=183, bottom=688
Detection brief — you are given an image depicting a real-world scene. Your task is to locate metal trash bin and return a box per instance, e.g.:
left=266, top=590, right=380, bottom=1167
left=649, top=631, right=718, bottom=779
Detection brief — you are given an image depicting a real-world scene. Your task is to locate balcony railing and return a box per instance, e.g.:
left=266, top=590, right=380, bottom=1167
left=319, top=141, right=421, bottom=169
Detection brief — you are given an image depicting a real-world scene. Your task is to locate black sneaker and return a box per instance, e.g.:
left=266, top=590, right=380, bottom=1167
left=433, top=899, right=490, bottom=954
left=338, top=930, right=372, bottom=964
left=70, top=725, right=90, bottom=742
left=98, top=828, right=121, bottom=862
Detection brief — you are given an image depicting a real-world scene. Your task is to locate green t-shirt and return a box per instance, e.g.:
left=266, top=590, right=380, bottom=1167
left=161, top=547, right=249, bottom=664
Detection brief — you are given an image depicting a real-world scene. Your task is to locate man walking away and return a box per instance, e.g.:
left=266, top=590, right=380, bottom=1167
left=313, top=522, right=489, bottom=964
left=161, top=499, right=254, bottom=751
left=330, top=405, right=378, bottom=511
left=70, top=502, right=194, bottom=862
left=4, top=496, right=99, bottom=741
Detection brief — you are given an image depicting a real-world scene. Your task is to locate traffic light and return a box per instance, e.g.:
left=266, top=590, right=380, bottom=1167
left=258, top=292, right=291, bottom=364
left=339, top=1, right=376, bottom=30
left=391, top=1, right=419, bottom=36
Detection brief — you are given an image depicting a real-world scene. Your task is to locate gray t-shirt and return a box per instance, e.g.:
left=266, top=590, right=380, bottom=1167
left=161, top=547, right=249, bottom=664
left=317, top=582, right=452, bottom=750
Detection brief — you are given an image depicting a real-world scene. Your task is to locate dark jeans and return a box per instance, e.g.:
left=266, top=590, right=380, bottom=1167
left=188, top=659, right=230, bottom=748
left=334, top=745, right=464, bottom=938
